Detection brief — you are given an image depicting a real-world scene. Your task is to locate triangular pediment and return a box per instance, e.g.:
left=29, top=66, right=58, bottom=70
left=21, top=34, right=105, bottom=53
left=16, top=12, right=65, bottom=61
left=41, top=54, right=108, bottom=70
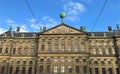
left=41, top=24, right=86, bottom=34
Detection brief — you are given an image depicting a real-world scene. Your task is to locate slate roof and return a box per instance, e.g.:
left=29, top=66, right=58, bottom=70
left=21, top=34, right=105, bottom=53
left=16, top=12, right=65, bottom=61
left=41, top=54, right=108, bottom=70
left=0, top=24, right=120, bottom=38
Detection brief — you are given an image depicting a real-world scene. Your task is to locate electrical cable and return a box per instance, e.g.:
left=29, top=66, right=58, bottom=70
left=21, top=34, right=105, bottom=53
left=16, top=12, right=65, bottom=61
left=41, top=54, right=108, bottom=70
left=91, top=0, right=108, bottom=31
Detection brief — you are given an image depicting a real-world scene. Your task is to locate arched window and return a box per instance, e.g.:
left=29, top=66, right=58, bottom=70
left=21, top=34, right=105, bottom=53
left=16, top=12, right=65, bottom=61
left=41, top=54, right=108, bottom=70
left=99, top=48, right=103, bottom=54
left=29, top=61, right=33, bottom=65
left=93, top=48, right=96, bottom=54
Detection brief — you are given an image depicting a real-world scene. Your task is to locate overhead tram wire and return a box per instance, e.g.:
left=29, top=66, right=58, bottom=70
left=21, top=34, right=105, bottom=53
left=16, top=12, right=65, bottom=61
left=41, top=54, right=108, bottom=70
left=90, top=0, right=108, bottom=31
left=24, top=0, right=39, bottom=24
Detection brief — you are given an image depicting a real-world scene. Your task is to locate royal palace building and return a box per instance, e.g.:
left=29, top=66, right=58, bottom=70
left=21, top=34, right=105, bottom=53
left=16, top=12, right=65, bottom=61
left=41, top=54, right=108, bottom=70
left=0, top=22, right=120, bottom=74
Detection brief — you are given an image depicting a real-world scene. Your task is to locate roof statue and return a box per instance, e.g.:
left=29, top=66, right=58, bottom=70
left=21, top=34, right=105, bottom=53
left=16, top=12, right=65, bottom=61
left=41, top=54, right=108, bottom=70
left=39, top=26, right=43, bottom=32
left=116, top=24, right=120, bottom=30
left=60, top=12, right=66, bottom=23
left=9, top=25, right=13, bottom=31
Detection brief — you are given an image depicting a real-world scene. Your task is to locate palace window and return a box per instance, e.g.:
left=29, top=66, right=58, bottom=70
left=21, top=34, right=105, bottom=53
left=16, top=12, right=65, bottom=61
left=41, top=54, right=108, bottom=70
left=76, top=66, right=80, bottom=73
left=13, top=48, right=16, bottom=54
left=29, top=61, right=33, bottom=65
left=61, top=66, right=65, bottom=73
left=40, top=66, right=43, bottom=73
left=22, top=67, right=25, bottom=74
left=68, top=66, right=72, bottom=73
left=82, top=46, right=85, bottom=51
left=61, top=58, right=65, bottom=62
left=61, top=45, right=64, bottom=51
left=28, top=67, right=32, bottom=74
left=41, top=45, right=45, bottom=51
left=68, top=45, right=71, bottom=51
left=31, top=48, right=34, bottom=53
left=112, top=48, right=115, bottom=54
left=9, top=67, right=13, bottom=73
left=116, top=68, right=119, bottom=74
left=17, top=61, right=20, bottom=64
left=93, top=48, right=96, bottom=54
left=99, top=48, right=103, bottom=54
left=48, top=44, right=51, bottom=52
left=54, top=66, right=57, bottom=73
left=75, top=46, right=78, bottom=52
left=95, top=68, right=99, bottom=74
left=5, top=48, right=8, bottom=53
left=102, top=68, right=106, bottom=74
left=108, top=68, right=112, bottom=74
left=0, top=48, right=2, bottom=53
left=94, top=61, right=98, bottom=64
left=47, top=58, right=50, bottom=62
left=75, top=59, right=79, bottom=63
left=47, top=65, right=50, bottom=73
left=83, top=59, right=86, bottom=62
left=1, top=67, right=5, bottom=73
left=23, top=61, right=26, bottom=65
left=16, top=67, right=19, bottom=73
left=40, top=59, right=44, bottom=62
left=54, top=59, right=58, bottom=62
left=31, top=42, right=35, bottom=46
left=68, top=59, right=72, bottom=62
left=106, top=48, right=109, bottom=55
left=25, top=48, right=28, bottom=53
left=18, top=48, right=22, bottom=54
left=83, top=66, right=87, bottom=73
left=54, top=45, right=58, bottom=52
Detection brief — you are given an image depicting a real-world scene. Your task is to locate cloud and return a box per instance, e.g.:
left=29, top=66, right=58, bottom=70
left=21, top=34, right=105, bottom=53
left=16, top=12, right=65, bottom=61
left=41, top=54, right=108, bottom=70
left=63, top=1, right=86, bottom=21
left=0, top=27, right=7, bottom=34
left=30, top=16, right=60, bottom=30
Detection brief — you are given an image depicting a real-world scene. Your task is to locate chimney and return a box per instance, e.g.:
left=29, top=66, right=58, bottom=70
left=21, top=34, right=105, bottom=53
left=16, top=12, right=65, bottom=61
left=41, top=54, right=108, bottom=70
left=43, top=27, right=46, bottom=31
left=108, top=26, right=112, bottom=32
left=17, top=27, right=20, bottom=32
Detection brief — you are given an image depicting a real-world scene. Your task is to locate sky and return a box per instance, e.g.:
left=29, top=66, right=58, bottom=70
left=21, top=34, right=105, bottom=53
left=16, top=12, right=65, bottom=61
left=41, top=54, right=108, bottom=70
left=0, top=0, right=120, bottom=34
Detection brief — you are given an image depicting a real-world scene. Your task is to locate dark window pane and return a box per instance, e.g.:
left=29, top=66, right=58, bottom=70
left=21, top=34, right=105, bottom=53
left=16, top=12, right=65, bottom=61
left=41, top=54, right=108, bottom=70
left=83, top=66, right=87, bottom=73
left=90, top=68, right=92, bottom=74
left=13, top=48, right=16, bottom=54
left=5, top=48, right=8, bottom=53
left=47, top=65, right=50, bottom=73
left=22, top=67, right=25, bottom=74
left=102, top=68, right=106, bottom=74
left=76, top=66, right=79, bottom=73
left=95, top=68, right=99, bottom=74
left=28, top=67, right=32, bottom=74
left=16, top=67, right=19, bottom=73
left=40, top=66, right=43, bottom=73
left=116, top=68, right=119, bottom=74
left=0, top=48, right=2, bottom=53
left=1, top=67, right=5, bottom=73
left=9, top=67, right=13, bottom=73
left=108, top=68, right=112, bottom=74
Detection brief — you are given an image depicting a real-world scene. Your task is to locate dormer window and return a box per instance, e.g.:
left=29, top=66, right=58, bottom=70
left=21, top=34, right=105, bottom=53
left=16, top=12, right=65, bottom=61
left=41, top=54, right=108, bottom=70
left=21, top=34, right=25, bottom=38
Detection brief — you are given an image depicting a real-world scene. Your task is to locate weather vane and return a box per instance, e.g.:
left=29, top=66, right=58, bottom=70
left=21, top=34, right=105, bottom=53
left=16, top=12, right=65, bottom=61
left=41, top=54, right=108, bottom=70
left=60, top=12, right=66, bottom=23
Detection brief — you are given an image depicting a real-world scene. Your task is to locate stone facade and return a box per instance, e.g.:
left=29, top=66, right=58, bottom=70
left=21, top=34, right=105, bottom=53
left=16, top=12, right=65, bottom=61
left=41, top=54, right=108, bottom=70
left=0, top=23, right=120, bottom=74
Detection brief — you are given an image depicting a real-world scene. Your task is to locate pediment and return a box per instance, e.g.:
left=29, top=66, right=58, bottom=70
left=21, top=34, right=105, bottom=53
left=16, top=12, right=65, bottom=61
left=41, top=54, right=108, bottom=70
left=41, top=24, right=85, bottom=34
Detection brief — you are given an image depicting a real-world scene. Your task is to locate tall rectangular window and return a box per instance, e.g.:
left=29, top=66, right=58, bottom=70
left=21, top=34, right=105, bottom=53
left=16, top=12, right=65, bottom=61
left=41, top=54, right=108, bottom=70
left=102, top=68, right=106, bottom=74
left=16, top=67, right=19, bottom=73
left=47, top=65, right=50, bottom=73
left=108, top=68, right=112, bottom=74
left=5, top=48, right=8, bottom=53
left=41, top=45, right=45, bottom=51
left=9, top=67, right=13, bottom=73
left=68, top=66, right=72, bottom=73
left=61, top=66, right=65, bottom=73
left=116, top=68, right=119, bottom=74
left=48, top=45, right=51, bottom=52
left=54, top=66, right=57, bottom=73
left=83, top=66, right=87, bottom=73
left=95, top=68, right=99, bottom=74
left=76, top=66, right=79, bottom=73
left=13, top=48, right=16, bottom=54
left=40, top=66, right=43, bottom=73
left=28, top=67, right=32, bottom=74
left=0, top=48, right=2, bottom=53
left=55, top=45, right=58, bottom=52
left=18, top=48, right=21, bottom=54
left=1, top=67, right=5, bottom=73
left=22, top=67, right=25, bottom=74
